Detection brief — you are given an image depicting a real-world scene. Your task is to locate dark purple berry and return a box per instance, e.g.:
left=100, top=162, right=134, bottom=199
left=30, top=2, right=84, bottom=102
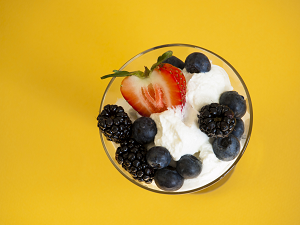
left=219, top=91, right=247, bottom=119
left=162, top=56, right=185, bottom=69
left=184, top=52, right=211, bottom=73
left=115, top=139, right=156, bottom=184
left=97, top=104, right=132, bottom=143
left=198, top=103, right=236, bottom=138
left=231, top=118, right=245, bottom=140
left=154, top=167, right=184, bottom=191
left=176, top=155, right=202, bottom=179
left=212, top=134, right=240, bottom=161
left=131, top=117, right=157, bottom=144
left=146, top=146, right=171, bottom=169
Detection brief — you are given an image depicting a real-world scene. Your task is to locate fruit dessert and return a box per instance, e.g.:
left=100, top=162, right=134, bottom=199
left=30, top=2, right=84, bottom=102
left=98, top=51, right=248, bottom=192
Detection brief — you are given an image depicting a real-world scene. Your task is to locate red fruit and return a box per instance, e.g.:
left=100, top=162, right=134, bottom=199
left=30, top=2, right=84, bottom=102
left=101, top=51, right=187, bottom=117
left=121, top=63, right=186, bottom=117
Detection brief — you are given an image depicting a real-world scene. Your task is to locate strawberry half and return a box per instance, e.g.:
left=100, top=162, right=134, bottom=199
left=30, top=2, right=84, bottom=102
left=101, top=51, right=186, bottom=117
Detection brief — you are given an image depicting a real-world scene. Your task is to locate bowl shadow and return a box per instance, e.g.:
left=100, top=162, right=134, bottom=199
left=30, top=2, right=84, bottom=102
left=191, top=167, right=236, bottom=194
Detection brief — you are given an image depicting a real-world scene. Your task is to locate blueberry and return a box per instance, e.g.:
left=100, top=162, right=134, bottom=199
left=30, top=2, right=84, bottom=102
left=212, top=134, right=240, bottom=161
left=154, top=167, right=184, bottom=191
left=176, top=155, right=202, bottom=179
left=162, top=56, right=185, bottom=69
left=146, top=146, right=171, bottom=169
left=231, top=118, right=244, bottom=140
left=184, top=52, right=211, bottom=73
left=131, top=117, right=157, bottom=144
left=219, top=91, right=246, bottom=119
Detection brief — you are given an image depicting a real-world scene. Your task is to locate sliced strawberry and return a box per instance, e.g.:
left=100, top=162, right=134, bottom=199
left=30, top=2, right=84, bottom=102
left=101, top=51, right=187, bottom=117
left=120, top=63, right=186, bottom=117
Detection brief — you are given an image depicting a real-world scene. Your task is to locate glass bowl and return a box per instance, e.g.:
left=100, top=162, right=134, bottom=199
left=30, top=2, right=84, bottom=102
left=99, top=43, right=253, bottom=195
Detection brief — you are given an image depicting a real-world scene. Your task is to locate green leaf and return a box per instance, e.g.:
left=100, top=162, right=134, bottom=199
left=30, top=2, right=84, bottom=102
left=101, top=51, right=173, bottom=80
left=150, top=51, right=173, bottom=71
left=157, top=51, right=173, bottom=63
left=101, top=70, right=130, bottom=79
left=101, top=70, right=144, bottom=79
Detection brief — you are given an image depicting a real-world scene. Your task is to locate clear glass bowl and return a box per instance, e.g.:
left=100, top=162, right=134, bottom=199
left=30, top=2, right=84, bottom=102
left=99, top=44, right=253, bottom=195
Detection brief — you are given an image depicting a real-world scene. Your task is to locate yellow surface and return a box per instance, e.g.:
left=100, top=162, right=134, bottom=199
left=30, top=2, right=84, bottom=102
left=1, top=0, right=300, bottom=224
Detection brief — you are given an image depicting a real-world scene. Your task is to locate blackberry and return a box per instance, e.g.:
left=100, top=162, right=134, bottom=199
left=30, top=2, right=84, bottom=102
left=97, top=104, right=132, bottom=143
left=197, top=103, right=236, bottom=138
left=115, top=139, right=156, bottom=184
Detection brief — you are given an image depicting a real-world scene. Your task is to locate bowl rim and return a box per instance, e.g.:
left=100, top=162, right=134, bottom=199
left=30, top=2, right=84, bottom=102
left=99, top=43, right=253, bottom=195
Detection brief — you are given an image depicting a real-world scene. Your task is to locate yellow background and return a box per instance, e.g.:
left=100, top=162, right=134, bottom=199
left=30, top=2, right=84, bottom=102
left=1, top=0, right=299, bottom=224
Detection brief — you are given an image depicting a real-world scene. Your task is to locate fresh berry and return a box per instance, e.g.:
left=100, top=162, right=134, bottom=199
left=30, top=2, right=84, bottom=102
left=146, top=146, right=171, bottom=169
left=97, top=104, right=132, bottom=143
left=131, top=117, right=157, bottom=144
left=212, top=134, right=240, bottom=161
left=162, top=56, right=185, bottom=69
left=176, top=155, right=202, bottom=179
left=184, top=52, right=211, bottom=73
left=101, top=51, right=187, bottom=117
left=115, top=139, right=156, bottom=183
left=154, top=167, right=184, bottom=191
left=198, top=103, right=236, bottom=138
left=231, top=118, right=244, bottom=140
left=219, top=91, right=246, bottom=119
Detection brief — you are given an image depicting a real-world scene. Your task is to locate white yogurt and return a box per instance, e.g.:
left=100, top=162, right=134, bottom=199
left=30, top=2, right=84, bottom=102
left=184, top=65, right=233, bottom=112
left=150, top=105, right=209, bottom=161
